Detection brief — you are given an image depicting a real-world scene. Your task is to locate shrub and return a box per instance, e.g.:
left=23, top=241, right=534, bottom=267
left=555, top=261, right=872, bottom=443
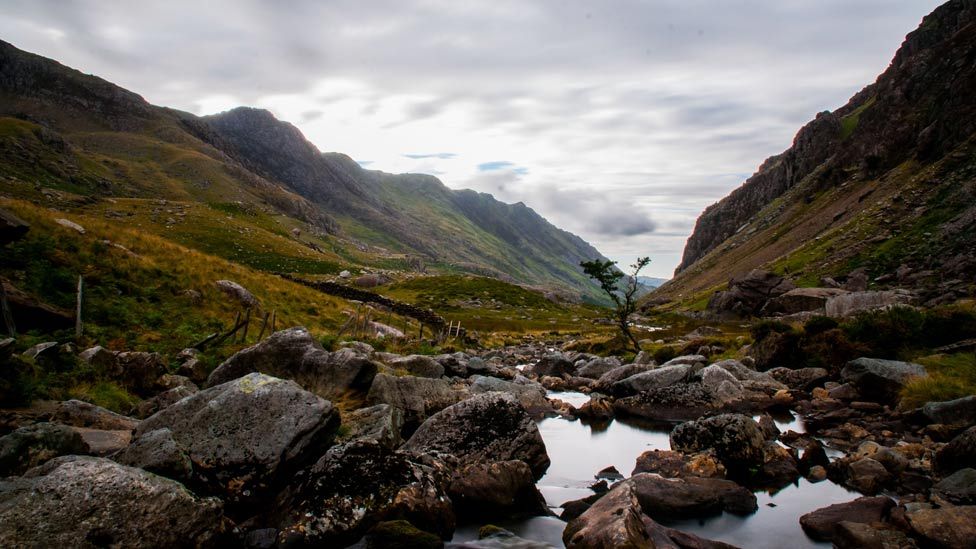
left=803, top=316, right=838, bottom=336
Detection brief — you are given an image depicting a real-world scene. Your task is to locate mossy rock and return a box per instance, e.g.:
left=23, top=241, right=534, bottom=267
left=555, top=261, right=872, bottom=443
left=365, top=520, right=442, bottom=549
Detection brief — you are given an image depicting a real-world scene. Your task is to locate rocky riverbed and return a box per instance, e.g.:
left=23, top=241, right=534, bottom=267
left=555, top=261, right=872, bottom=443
left=1, top=327, right=975, bottom=548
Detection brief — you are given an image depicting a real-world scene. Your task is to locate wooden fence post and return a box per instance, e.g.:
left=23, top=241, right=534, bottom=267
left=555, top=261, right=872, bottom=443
left=0, top=281, right=15, bottom=337
left=75, top=276, right=84, bottom=339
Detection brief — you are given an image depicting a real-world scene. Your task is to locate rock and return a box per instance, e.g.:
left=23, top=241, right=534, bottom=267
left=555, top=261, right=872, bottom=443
left=577, top=357, right=621, bottom=379
left=594, top=363, right=653, bottom=392
left=808, top=465, right=827, bottom=481
left=456, top=525, right=552, bottom=548
left=825, top=291, right=915, bottom=318
left=0, top=280, right=73, bottom=332
left=339, top=270, right=351, bottom=278
left=828, top=383, right=861, bottom=401
left=112, top=351, right=167, bottom=396
left=767, top=367, right=829, bottom=390
left=853, top=441, right=908, bottom=476
left=133, top=385, right=197, bottom=419
left=700, top=364, right=744, bottom=404
left=937, top=426, right=976, bottom=474
left=933, top=468, right=976, bottom=505
left=132, top=373, right=339, bottom=504
left=72, top=427, right=131, bottom=456
left=448, top=460, right=548, bottom=517
left=629, top=473, right=758, bottom=518
left=762, top=287, right=849, bottom=315
left=0, top=456, right=224, bottom=547
left=662, top=354, right=708, bottom=367
left=156, top=373, right=197, bottom=392
left=670, top=414, right=766, bottom=475
left=707, top=270, right=795, bottom=317
left=208, top=327, right=378, bottom=401
left=596, top=465, right=623, bottom=481
left=114, top=427, right=192, bottom=480
left=22, top=341, right=58, bottom=360
left=0, top=422, right=89, bottom=476
left=799, top=496, right=895, bottom=541
left=402, top=393, right=550, bottom=480
left=55, top=217, right=86, bottom=234
left=367, top=373, right=465, bottom=434
left=757, top=413, right=780, bottom=440
left=388, top=355, right=445, bottom=378
left=577, top=395, right=614, bottom=421
left=841, top=357, right=927, bottom=403
left=362, top=520, right=443, bottom=549
left=758, top=441, right=800, bottom=487
left=922, top=395, right=976, bottom=426
left=847, top=458, right=893, bottom=495
left=612, top=363, right=691, bottom=396
left=833, top=521, right=917, bottom=549
left=907, top=506, right=976, bottom=549
left=275, top=441, right=454, bottom=546
left=613, top=383, right=714, bottom=422
left=244, top=528, right=279, bottom=549
left=215, top=279, right=260, bottom=308
left=632, top=449, right=727, bottom=479
left=52, top=399, right=139, bottom=431
left=469, top=375, right=550, bottom=415
left=0, top=207, right=29, bottom=244
left=78, top=345, right=118, bottom=370
left=562, top=480, right=652, bottom=548
left=633, top=350, right=655, bottom=365
left=337, top=404, right=405, bottom=450
left=526, top=354, right=575, bottom=378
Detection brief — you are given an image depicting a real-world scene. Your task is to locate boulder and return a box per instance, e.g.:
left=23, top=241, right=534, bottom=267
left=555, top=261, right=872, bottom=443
left=131, top=373, right=339, bottom=504
left=22, top=341, right=57, bottom=360
left=933, top=468, right=976, bottom=505
left=629, top=473, right=757, bottom=518
left=367, top=373, right=465, bottom=434
left=906, top=506, right=976, bottom=549
left=670, top=414, right=766, bottom=474
left=799, top=496, right=895, bottom=541
left=922, top=395, right=976, bottom=426
left=0, top=207, right=29, bottom=245
left=846, top=458, right=892, bottom=494
left=707, top=270, right=795, bottom=316
left=207, top=327, right=378, bottom=400
left=833, top=521, right=916, bottom=549
left=72, top=428, right=131, bottom=457
left=562, top=480, right=652, bottom=548
left=662, top=354, right=708, bottom=367
left=336, top=403, right=404, bottom=450
left=526, top=354, right=575, bottom=378
left=613, top=383, right=714, bottom=422
left=114, top=427, right=192, bottom=480
left=112, top=351, right=168, bottom=396
left=762, top=287, right=849, bottom=315
left=469, top=375, right=550, bottom=415
left=78, top=345, right=118, bottom=370
left=401, top=392, right=550, bottom=480
left=215, top=279, right=259, bottom=309
left=767, top=367, right=830, bottom=390
left=0, top=456, right=224, bottom=547
left=55, top=218, right=86, bottom=233
left=825, top=291, right=915, bottom=318
left=936, top=426, right=976, bottom=474
left=841, top=357, right=926, bottom=403
left=361, top=520, right=443, bottom=549
left=577, top=357, right=622, bottom=379
left=0, top=281, right=73, bottom=332
left=612, top=363, right=691, bottom=396
left=52, top=399, right=139, bottom=431
left=700, top=364, right=744, bottom=404
left=632, top=449, right=726, bottom=479
left=133, top=385, right=197, bottom=419
left=275, top=440, right=454, bottom=546
left=447, top=460, right=548, bottom=517
left=594, top=363, right=653, bottom=392
left=387, top=355, right=445, bottom=378
left=458, top=525, right=553, bottom=548
left=577, top=395, right=614, bottom=421
left=0, top=422, right=89, bottom=476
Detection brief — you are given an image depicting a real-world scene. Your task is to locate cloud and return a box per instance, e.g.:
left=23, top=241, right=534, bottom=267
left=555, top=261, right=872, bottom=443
left=0, top=0, right=944, bottom=277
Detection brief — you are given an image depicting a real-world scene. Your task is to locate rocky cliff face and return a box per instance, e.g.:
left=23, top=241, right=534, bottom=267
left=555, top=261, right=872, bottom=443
left=676, top=0, right=976, bottom=277
left=665, top=0, right=976, bottom=306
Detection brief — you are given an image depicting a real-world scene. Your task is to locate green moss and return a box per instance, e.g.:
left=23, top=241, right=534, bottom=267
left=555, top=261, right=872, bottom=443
left=68, top=381, right=138, bottom=413
left=840, top=96, right=877, bottom=140
left=902, top=353, right=976, bottom=409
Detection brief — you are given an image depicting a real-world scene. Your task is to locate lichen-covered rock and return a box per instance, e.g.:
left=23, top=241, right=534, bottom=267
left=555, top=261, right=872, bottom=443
left=133, top=385, right=197, bottom=419
left=362, top=520, right=443, bottom=549
left=594, top=363, right=653, bottom=392
left=275, top=440, right=454, bottom=547
left=767, top=367, right=829, bottom=390
left=0, top=456, right=224, bottom=547
left=469, top=375, right=550, bottom=415
left=799, top=496, right=894, bottom=541
left=840, top=357, right=926, bottom=403
left=613, top=383, right=714, bottom=422
left=207, top=326, right=378, bottom=400
left=337, top=403, right=404, bottom=450
left=0, top=422, right=89, bottom=476
left=131, top=373, right=339, bottom=504
left=448, top=460, right=548, bottom=517
left=612, top=364, right=692, bottom=396
left=387, top=355, right=445, bottom=378
left=562, top=479, right=651, bottom=548
left=577, top=357, right=622, bottom=379
left=53, top=399, right=140, bottom=431
left=669, top=414, right=766, bottom=474
left=906, top=505, right=976, bottom=549
left=113, top=427, right=192, bottom=480
left=402, top=392, right=550, bottom=480
left=525, top=353, right=575, bottom=378
left=112, top=351, right=168, bottom=396
left=367, top=373, right=466, bottom=434
left=632, top=449, right=726, bottom=479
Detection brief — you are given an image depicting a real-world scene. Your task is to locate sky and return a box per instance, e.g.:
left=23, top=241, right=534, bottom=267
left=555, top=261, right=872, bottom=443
left=0, top=1, right=943, bottom=278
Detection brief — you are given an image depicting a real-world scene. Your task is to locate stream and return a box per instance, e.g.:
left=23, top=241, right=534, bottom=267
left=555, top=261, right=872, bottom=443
left=451, top=391, right=858, bottom=548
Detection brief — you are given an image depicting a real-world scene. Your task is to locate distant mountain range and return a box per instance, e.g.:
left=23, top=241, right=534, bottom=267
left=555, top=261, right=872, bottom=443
left=659, top=0, right=976, bottom=307
left=0, top=40, right=611, bottom=302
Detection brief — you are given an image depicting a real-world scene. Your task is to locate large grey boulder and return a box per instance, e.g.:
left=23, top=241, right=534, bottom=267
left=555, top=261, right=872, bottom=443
left=525, top=353, right=575, bottom=378
left=366, top=373, right=465, bottom=433
left=207, top=327, right=377, bottom=400
left=762, top=287, right=849, bottom=315
left=612, top=363, right=692, bottom=396
left=922, top=395, right=976, bottom=426
left=402, top=392, right=550, bottom=480
left=448, top=460, right=548, bottom=517
left=613, top=383, right=715, bottom=422
left=336, top=404, right=404, bottom=450
left=53, top=399, right=139, bottom=431
left=841, top=357, right=926, bottom=403
left=593, top=363, right=653, bottom=392
left=469, top=375, right=550, bottom=415
left=577, top=357, right=622, bottom=379
left=113, top=428, right=192, bottom=480
left=112, top=351, right=167, bottom=396
left=767, top=366, right=830, bottom=390
left=707, top=270, right=795, bottom=317
left=0, top=422, right=89, bottom=476
left=629, top=473, right=757, bottom=519
left=799, top=496, right=894, bottom=541
left=275, top=440, right=454, bottom=547
left=670, top=414, right=766, bottom=474
left=824, top=290, right=914, bottom=318
left=937, top=426, right=976, bottom=474
left=0, top=456, right=224, bottom=547
left=933, top=468, right=976, bottom=505
left=130, top=373, right=339, bottom=504
left=905, top=506, right=976, bottom=549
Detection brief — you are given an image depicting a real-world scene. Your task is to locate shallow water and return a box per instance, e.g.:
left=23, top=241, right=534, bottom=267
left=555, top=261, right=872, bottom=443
left=451, top=391, right=857, bottom=547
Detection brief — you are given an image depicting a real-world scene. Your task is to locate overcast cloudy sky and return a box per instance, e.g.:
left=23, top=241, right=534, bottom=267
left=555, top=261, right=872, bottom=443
left=1, top=1, right=943, bottom=277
